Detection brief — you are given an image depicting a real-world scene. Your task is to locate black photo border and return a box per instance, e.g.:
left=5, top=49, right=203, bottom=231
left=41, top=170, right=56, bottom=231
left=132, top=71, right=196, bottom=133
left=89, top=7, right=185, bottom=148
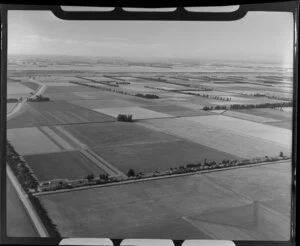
left=0, top=1, right=298, bottom=245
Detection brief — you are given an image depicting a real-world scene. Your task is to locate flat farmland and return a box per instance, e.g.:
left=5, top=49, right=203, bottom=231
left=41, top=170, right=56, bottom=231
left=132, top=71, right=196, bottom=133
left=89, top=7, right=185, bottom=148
left=22, top=81, right=40, bottom=90
left=42, top=92, right=85, bottom=101
left=187, top=115, right=292, bottom=147
left=141, top=105, right=215, bottom=117
left=44, top=85, right=96, bottom=93
left=267, top=121, right=292, bottom=130
left=8, top=82, right=32, bottom=95
left=24, top=151, right=106, bottom=181
left=223, top=110, right=281, bottom=123
left=92, top=140, right=237, bottom=174
left=93, top=107, right=173, bottom=120
left=232, top=108, right=292, bottom=121
left=8, top=101, right=114, bottom=128
left=67, top=90, right=131, bottom=100
left=61, top=122, right=181, bottom=149
left=70, top=99, right=145, bottom=109
left=7, top=103, right=17, bottom=114
left=39, top=161, right=290, bottom=240
left=7, top=127, right=61, bottom=155
left=140, top=117, right=291, bottom=159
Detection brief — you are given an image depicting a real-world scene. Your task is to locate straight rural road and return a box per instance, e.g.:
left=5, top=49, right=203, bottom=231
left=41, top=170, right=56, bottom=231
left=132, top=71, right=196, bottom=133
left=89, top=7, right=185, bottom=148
left=34, top=159, right=290, bottom=197
left=6, top=176, right=38, bottom=237
left=7, top=166, right=49, bottom=237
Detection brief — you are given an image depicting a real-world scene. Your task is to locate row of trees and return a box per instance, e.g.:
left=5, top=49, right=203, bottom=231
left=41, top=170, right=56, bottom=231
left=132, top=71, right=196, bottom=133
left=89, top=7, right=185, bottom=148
left=193, top=93, right=232, bottom=101
left=36, top=150, right=289, bottom=193
left=135, top=93, right=160, bottom=99
left=27, top=95, right=50, bottom=102
left=203, top=101, right=293, bottom=111
left=7, top=98, right=19, bottom=103
left=240, top=92, right=291, bottom=101
left=7, top=141, right=61, bottom=237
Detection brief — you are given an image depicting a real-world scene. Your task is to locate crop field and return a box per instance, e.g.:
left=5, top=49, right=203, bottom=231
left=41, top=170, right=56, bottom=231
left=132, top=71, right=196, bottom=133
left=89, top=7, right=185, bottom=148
left=22, top=81, right=40, bottom=90
left=140, top=117, right=291, bottom=158
left=235, top=108, right=292, bottom=121
left=7, top=101, right=114, bottom=128
left=92, top=140, right=237, bottom=174
left=42, top=91, right=85, bottom=101
left=7, top=103, right=17, bottom=114
left=93, top=107, right=173, bottom=120
left=8, top=82, right=33, bottom=95
left=141, top=105, right=215, bottom=117
left=39, top=161, right=290, bottom=240
left=267, top=121, right=292, bottom=130
left=181, top=90, right=235, bottom=96
left=223, top=110, right=281, bottom=123
left=70, top=99, right=146, bottom=109
left=44, top=85, right=95, bottom=93
left=67, top=90, right=131, bottom=100
left=7, top=127, right=61, bottom=155
left=184, top=115, right=292, bottom=148
left=24, top=151, right=106, bottom=181
left=61, top=122, right=181, bottom=149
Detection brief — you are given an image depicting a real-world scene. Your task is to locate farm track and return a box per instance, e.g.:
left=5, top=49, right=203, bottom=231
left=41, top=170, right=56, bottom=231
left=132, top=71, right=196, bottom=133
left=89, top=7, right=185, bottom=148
left=49, top=125, right=125, bottom=177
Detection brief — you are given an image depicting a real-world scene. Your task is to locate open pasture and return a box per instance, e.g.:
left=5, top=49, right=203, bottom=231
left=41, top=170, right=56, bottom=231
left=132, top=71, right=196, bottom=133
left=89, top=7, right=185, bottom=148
left=21, top=81, right=40, bottom=90
left=24, top=151, right=106, bottom=182
left=7, top=103, right=17, bottom=114
left=181, top=90, right=235, bottom=97
left=8, top=82, right=32, bottom=95
left=7, top=127, right=61, bottom=155
left=235, top=108, right=292, bottom=121
left=30, top=101, right=114, bottom=124
left=186, top=115, right=292, bottom=147
left=67, top=90, right=131, bottom=100
left=39, top=161, right=290, bottom=240
left=267, top=121, right=292, bottom=130
left=43, top=92, right=84, bottom=101
left=93, top=107, right=173, bottom=120
left=141, top=105, right=215, bottom=117
left=7, top=101, right=114, bottom=128
left=140, top=117, right=291, bottom=158
left=44, top=85, right=95, bottom=94
left=61, top=121, right=181, bottom=149
left=223, top=110, right=281, bottom=123
left=92, top=140, right=237, bottom=174
left=70, top=99, right=145, bottom=109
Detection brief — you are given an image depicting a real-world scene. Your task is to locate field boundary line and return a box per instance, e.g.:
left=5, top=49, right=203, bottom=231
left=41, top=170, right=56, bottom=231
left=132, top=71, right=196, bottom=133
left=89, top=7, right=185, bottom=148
left=33, top=160, right=289, bottom=197
left=7, top=165, right=49, bottom=237
left=55, top=125, right=88, bottom=149
left=85, top=149, right=126, bottom=177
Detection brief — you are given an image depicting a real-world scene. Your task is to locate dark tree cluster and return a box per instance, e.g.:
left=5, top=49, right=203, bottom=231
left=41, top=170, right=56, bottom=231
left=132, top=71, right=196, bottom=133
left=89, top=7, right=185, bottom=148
left=117, top=114, right=133, bottom=122
left=135, top=93, right=160, bottom=99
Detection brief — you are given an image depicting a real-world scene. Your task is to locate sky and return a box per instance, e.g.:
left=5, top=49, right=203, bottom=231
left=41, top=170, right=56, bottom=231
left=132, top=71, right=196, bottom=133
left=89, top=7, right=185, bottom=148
left=8, top=10, right=293, bottom=65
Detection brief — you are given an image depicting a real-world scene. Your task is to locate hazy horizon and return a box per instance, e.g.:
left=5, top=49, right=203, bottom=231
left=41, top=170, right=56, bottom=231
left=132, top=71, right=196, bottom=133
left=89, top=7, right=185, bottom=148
left=8, top=10, right=293, bottom=66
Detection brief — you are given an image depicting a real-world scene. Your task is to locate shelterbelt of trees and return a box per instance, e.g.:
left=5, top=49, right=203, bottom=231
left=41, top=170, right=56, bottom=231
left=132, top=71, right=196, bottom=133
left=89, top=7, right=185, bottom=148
left=203, top=101, right=293, bottom=111
left=6, top=141, right=61, bottom=237
left=7, top=140, right=289, bottom=194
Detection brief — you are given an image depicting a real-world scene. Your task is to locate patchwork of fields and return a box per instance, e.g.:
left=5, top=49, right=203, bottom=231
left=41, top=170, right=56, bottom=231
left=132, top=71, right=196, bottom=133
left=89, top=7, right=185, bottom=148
left=39, top=161, right=291, bottom=240
left=7, top=67, right=293, bottom=240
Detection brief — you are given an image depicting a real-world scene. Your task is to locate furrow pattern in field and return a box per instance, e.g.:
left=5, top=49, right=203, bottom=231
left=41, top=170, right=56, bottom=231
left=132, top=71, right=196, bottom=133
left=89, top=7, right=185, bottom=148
left=39, top=126, right=74, bottom=151
left=53, top=126, right=88, bottom=149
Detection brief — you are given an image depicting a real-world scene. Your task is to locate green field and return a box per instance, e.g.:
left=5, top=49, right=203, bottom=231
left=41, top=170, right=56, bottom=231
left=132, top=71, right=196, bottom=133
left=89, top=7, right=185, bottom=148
left=140, top=117, right=291, bottom=158
left=92, top=140, right=237, bottom=174
left=24, top=151, right=106, bottom=181
left=39, top=161, right=291, bottom=240
left=7, top=101, right=114, bottom=129
left=61, top=122, right=181, bottom=149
